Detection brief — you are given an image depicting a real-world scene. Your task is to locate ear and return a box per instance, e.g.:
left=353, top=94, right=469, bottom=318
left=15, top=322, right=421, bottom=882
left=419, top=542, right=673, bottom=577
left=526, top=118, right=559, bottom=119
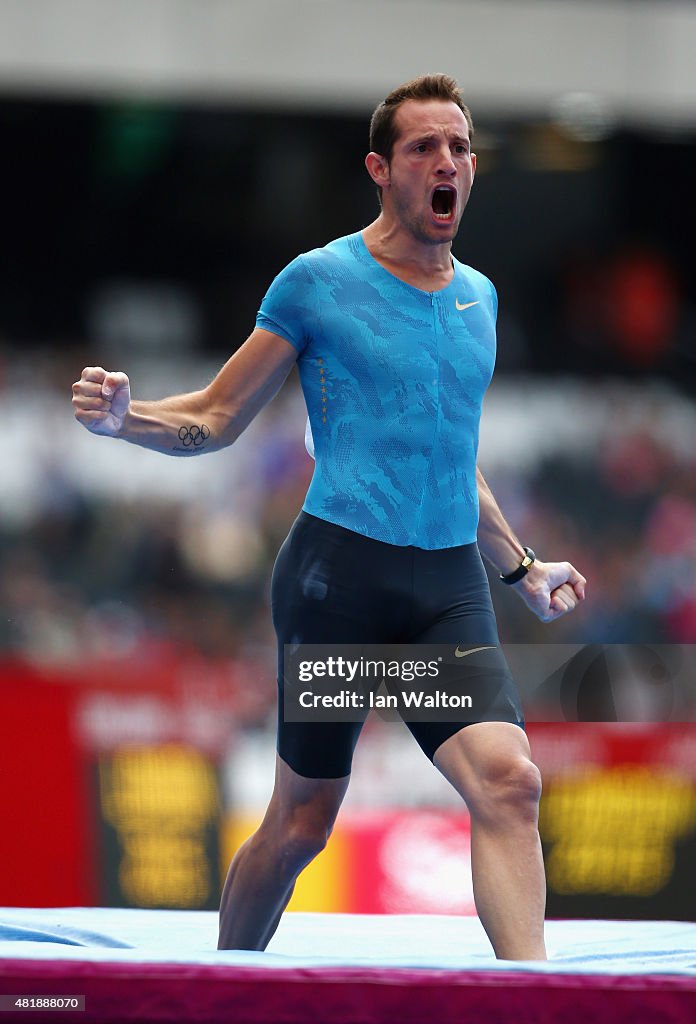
left=471, top=151, right=477, bottom=182
left=365, top=151, right=390, bottom=190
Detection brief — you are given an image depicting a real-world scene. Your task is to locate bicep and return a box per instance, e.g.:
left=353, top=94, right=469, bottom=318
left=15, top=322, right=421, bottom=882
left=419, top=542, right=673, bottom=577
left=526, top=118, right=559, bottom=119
left=205, top=328, right=299, bottom=440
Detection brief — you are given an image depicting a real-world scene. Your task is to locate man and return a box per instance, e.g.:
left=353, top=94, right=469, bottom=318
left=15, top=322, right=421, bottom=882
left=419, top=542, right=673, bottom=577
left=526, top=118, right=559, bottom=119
left=73, top=74, right=586, bottom=960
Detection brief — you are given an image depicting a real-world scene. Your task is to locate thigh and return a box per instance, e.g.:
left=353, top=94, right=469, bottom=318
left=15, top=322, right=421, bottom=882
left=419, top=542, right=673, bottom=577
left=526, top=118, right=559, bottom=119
left=404, top=543, right=524, bottom=762
left=270, top=513, right=403, bottom=779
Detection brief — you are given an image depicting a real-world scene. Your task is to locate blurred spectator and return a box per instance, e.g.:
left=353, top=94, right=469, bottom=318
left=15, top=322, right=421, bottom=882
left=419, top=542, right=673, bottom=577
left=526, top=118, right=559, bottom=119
left=2, top=369, right=695, bottom=704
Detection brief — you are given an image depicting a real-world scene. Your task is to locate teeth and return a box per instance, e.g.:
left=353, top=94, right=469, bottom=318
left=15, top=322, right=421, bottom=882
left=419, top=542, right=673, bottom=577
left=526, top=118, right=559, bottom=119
left=434, top=187, right=454, bottom=219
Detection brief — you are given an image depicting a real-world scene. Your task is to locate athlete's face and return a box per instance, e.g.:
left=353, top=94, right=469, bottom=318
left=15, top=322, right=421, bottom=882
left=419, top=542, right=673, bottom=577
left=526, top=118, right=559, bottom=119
left=377, top=99, right=476, bottom=245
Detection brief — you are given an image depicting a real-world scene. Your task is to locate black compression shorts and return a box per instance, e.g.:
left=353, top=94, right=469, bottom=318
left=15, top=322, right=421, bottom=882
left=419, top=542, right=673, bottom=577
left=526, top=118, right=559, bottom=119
left=271, top=511, right=524, bottom=778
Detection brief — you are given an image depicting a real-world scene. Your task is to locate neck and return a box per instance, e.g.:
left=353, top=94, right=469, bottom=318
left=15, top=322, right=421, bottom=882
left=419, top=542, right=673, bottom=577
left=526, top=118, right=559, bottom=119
left=361, top=214, right=455, bottom=291
left=362, top=214, right=454, bottom=273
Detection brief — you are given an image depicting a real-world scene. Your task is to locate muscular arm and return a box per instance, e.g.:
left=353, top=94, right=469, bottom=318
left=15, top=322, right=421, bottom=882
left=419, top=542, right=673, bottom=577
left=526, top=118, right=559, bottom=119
left=72, top=328, right=298, bottom=456
left=476, top=464, right=587, bottom=622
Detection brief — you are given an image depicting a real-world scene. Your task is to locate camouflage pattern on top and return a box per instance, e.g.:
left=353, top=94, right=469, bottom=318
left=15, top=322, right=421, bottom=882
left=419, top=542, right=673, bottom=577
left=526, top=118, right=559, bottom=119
left=256, top=231, right=498, bottom=549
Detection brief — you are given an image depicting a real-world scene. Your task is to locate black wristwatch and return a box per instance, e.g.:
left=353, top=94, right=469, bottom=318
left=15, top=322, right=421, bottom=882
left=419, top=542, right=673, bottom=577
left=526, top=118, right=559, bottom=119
left=500, top=547, right=536, bottom=585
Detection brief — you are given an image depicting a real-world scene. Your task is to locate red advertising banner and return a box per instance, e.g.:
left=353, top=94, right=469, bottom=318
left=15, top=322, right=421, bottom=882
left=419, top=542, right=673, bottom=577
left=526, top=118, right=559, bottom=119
left=342, top=810, right=474, bottom=915
left=1, top=658, right=695, bottom=919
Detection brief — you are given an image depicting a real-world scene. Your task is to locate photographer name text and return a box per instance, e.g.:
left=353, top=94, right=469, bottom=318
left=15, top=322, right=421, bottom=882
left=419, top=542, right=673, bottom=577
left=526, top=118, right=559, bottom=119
left=297, top=690, right=473, bottom=709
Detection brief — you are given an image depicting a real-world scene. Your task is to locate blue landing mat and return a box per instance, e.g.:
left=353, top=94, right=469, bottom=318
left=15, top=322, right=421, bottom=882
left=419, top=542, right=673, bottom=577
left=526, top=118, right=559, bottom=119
left=0, top=909, right=694, bottom=976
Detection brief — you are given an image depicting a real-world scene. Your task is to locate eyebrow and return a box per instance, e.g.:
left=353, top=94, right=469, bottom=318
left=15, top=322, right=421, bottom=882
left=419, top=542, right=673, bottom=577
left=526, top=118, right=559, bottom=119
left=408, top=133, right=470, bottom=147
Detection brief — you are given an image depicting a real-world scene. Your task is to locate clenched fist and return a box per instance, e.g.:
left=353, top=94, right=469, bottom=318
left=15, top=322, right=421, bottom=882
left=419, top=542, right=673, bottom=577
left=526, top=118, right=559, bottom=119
left=72, top=366, right=131, bottom=437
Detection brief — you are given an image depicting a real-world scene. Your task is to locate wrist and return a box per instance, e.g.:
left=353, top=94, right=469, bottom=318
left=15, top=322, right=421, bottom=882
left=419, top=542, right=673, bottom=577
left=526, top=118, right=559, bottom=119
left=500, top=547, right=536, bottom=585
left=114, top=407, right=133, bottom=440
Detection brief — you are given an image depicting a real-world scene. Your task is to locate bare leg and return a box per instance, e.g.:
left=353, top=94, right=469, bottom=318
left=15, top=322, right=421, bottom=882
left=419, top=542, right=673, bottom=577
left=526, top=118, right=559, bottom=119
left=434, top=722, right=547, bottom=960
left=218, top=754, right=350, bottom=950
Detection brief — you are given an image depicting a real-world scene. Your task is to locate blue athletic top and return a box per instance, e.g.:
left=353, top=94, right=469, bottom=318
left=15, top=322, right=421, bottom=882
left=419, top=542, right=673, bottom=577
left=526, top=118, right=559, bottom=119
left=256, top=231, right=498, bottom=550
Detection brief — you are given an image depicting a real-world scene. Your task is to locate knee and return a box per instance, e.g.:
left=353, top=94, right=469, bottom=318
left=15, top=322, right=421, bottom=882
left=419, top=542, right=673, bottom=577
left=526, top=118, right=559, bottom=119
left=270, top=811, right=334, bottom=875
left=469, top=755, right=542, bottom=827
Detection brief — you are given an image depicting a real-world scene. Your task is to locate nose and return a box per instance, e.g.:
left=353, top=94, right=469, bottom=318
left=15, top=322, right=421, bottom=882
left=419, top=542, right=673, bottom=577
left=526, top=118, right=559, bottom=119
left=434, top=143, right=457, bottom=176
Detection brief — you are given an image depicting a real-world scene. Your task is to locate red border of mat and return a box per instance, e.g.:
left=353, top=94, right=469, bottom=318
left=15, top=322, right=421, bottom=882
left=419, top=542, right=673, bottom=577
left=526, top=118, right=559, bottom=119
left=0, top=959, right=694, bottom=1024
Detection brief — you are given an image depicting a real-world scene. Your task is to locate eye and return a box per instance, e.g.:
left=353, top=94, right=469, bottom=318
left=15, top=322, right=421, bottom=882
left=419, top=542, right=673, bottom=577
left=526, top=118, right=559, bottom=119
left=414, top=143, right=428, bottom=153
left=454, top=143, right=468, bottom=154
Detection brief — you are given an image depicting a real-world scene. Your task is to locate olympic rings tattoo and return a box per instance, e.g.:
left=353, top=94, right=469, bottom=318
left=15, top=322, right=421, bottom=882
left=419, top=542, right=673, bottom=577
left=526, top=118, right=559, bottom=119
left=177, top=424, right=211, bottom=447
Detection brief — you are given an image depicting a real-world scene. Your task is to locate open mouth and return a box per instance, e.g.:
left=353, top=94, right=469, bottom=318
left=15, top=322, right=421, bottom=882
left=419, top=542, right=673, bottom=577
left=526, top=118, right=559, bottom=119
left=431, top=185, right=457, bottom=221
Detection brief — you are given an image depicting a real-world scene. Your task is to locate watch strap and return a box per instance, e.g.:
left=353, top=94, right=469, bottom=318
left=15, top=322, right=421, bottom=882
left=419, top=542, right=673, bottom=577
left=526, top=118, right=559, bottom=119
left=500, top=547, right=536, bottom=585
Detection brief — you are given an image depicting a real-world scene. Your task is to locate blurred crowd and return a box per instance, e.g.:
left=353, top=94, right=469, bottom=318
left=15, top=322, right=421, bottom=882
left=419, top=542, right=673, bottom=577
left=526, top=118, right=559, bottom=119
left=1, top=355, right=695, bottom=734
left=3, top=106, right=695, bottom=734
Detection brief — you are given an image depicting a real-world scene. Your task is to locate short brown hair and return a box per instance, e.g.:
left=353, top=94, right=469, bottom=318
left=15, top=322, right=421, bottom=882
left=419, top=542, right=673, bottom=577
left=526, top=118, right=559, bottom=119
left=369, top=73, right=474, bottom=163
